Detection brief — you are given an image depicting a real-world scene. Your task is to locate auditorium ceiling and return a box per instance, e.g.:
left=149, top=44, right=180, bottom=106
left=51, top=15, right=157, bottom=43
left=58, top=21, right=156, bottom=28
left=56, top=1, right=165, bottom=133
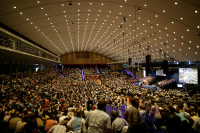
left=0, top=0, right=200, bottom=63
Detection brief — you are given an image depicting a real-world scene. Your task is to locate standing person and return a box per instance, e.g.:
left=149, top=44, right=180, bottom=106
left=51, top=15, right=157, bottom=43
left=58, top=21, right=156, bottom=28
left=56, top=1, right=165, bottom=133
left=67, top=108, right=86, bottom=133
left=112, top=111, right=128, bottom=133
left=149, top=99, right=161, bottom=124
left=0, top=111, right=9, bottom=133
left=119, top=98, right=127, bottom=119
left=85, top=100, right=111, bottom=133
left=128, top=98, right=145, bottom=133
left=9, top=112, right=22, bottom=133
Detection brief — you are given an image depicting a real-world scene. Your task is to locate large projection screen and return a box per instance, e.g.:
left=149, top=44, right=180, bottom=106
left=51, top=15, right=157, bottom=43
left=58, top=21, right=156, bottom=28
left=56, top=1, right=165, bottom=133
left=179, top=68, right=198, bottom=84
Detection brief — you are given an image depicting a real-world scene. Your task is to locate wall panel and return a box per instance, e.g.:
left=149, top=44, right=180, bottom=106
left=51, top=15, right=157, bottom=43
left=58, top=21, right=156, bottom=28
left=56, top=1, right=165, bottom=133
left=60, top=52, right=113, bottom=65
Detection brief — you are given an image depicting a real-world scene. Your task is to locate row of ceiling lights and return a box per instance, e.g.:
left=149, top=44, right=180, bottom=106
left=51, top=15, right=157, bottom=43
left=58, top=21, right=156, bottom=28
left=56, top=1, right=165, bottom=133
left=11, top=1, right=199, bottom=62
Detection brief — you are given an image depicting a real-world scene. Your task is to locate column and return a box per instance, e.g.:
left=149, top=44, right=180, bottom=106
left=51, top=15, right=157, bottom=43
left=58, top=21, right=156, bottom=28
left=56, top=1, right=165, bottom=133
left=29, top=64, right=32, bottom=83
left=9, top=63, right=13, bottom=89
left=39, top=65, right=42, bottom=79
left=16, top=64, right=19, bottom=82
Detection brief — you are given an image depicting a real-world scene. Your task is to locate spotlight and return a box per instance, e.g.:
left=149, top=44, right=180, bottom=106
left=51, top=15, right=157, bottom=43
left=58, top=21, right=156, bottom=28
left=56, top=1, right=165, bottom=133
left=137, top=7, right=141, bottom=12
left=120, top=25, right=122, bottom=28
left=123, top=17, right=126, bottom=22
left=164, top=43, right=167, bottom=45
left=69, top=2, right=72, bottom=6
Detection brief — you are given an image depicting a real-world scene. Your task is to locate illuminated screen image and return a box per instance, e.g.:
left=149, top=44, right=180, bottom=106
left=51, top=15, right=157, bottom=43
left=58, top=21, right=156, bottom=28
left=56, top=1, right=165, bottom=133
left=179, top=68, right=198, bottom=84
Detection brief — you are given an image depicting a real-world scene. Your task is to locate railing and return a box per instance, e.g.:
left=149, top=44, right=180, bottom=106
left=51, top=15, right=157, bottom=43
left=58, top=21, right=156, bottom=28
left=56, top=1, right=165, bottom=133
left=0, top=27, right=60, bottom=63
left=106, top=104, right=119, bottom=114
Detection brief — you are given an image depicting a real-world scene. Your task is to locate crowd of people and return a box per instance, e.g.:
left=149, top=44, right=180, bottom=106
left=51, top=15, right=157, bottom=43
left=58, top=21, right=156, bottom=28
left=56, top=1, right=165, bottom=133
left=157, top=79, right=176, bottom=88
left=0, top=68, right=200, bottom=133
left=139, top=76, right=155, bottom=85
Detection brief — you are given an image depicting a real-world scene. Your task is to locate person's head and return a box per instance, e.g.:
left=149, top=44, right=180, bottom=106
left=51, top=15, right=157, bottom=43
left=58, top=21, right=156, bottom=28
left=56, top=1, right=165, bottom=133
left=177, top=104, right=183, bottom=110
left=151, top=99, right=156, bottom=105
left=140, top=105, right=145, bottom=110
left=28, top=113, right=36, bottom=122
left=169, top=106, right=175, bottom=114
left=111, top=110, right=116, bottom=117
left=14, top=112, right=20, bottom=117
left=51, top=114, right=57, bottom=120
left=98, top=100, right=107, bottom=111
left=197, top=107, right=200, bottom=116
left=63, top=109, right=68, bottom=116
left=0, top=111, right=5, bottom=120
left=75, top=108, right=82, bottom=118
left=22, top=116, right=28, bottom=122
left=131, top=98, right=139, bottom=108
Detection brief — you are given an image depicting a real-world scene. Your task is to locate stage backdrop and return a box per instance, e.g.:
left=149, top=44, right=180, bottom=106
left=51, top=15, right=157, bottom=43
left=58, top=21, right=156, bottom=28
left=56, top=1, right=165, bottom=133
left=150, top=69, right=200, bottom=91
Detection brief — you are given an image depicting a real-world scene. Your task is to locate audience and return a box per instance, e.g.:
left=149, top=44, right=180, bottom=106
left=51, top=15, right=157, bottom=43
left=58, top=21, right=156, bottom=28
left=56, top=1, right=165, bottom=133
left=0, top=67, right=199, bottom=133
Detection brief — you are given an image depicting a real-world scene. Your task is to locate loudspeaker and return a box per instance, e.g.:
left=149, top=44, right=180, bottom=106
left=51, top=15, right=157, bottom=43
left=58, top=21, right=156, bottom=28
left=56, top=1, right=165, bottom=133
left=146, top=55, right=151, bottom=76
left=128, top=58, right=132, bottom=65
left=163, top=60, right=168, bottom=74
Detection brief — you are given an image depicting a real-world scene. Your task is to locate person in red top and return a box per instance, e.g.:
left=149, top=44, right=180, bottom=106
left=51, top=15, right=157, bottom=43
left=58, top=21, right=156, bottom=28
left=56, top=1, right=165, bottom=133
left=45, top=114, right=57, bottom=132
left=45, top=98, right=49, bottom=107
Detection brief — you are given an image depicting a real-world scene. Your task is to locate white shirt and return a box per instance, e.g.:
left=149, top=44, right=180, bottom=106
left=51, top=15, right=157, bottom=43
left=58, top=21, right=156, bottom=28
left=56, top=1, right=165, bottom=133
left=59, top=116, right=68, bottom=123
left=85, top=109, right=111, bottom=133
left=112, top=117, right=128, bottom=133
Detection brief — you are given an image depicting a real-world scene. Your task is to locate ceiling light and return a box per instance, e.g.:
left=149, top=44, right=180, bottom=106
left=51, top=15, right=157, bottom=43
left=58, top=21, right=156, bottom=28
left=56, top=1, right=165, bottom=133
left=99, top=10, right=101, bottom=12
left=20, top=12, right=22, bottom=14
left=119, top=13, right=121, bottom=14
left=187, top=29, right=189, bottom=31
left=197, top=26, right=200, bottom=28
left=163, top=10, right=165, bottom=12
left=175, top=2, right=177, bottom=5
left=37, top=1, right=40, bottom=3
left=125, top=0, right=127, bottom=2
left=14, top=6, right=16, bottom=8
left=144, top=4, right=146, bottom=6
left=41, top=7, right=43, bottom=9
left=137, top=7, right=141, bottom=11
left=77, top=3, right=80, bottom=5
left=90, top=3, right=92, bottom=5
left=123, top=17, right=126, bottom=22
left=172, top=21, right=174, bottom=24
left=45, top=14, right=47, bottom=16
left=31, top=22, right=33, bottom=24
left=180, top=17, right=183, bottom=20
left=197, top=46, right=199, bottom=48
left=120, top=6, right=122, bottom=8
left=155, top=15, right=158, bottom=17
left=101, top=3, right=104, bottom=5
left=195, top=10, right=198, bottom=13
